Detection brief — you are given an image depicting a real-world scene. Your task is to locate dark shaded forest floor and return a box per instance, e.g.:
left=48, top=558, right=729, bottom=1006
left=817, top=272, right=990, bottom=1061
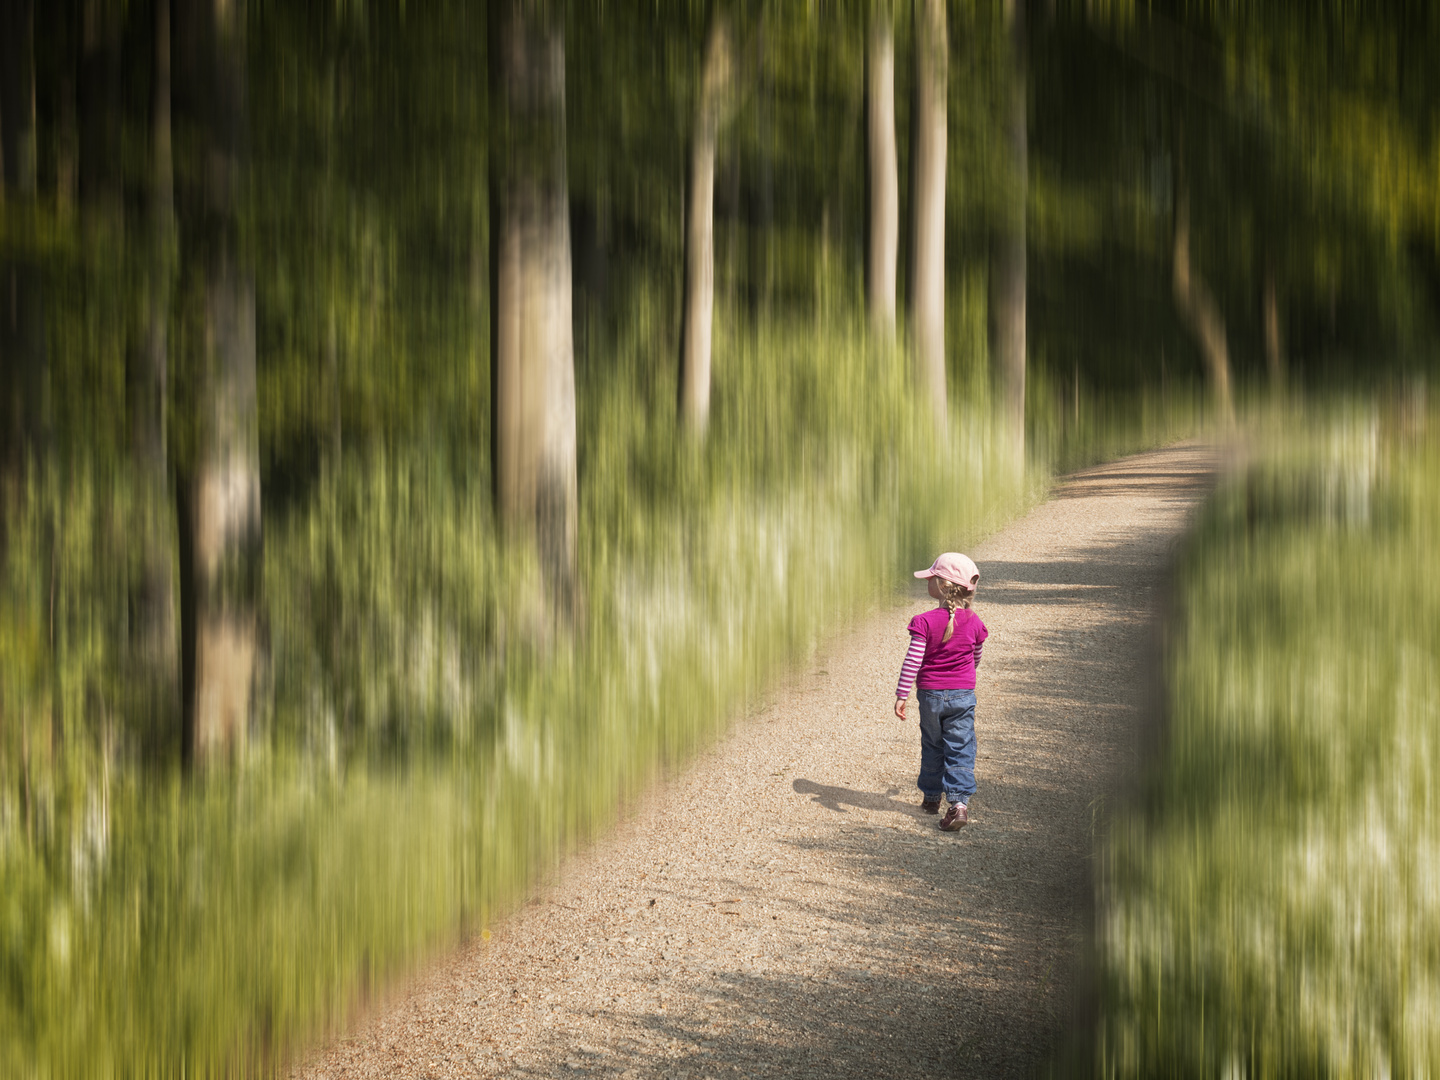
left=295, top=441, right=1217, bottom=1079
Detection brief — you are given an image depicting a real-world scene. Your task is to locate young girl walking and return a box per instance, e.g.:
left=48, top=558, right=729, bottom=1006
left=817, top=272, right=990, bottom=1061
left=893, top=553, right=988, bottom=831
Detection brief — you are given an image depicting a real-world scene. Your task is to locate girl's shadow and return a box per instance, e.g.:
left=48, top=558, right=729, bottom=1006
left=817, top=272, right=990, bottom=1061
left=791, top=778, right=919, bottom=815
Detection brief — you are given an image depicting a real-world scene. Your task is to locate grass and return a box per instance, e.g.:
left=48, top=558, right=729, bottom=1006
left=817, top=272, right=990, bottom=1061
left=0, top=293, right=1202, bottom=1074
left=1094, top=397, right=1440, bottom=1076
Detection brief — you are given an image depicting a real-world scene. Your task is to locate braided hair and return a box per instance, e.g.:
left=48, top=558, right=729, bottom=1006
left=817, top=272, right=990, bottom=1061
left=936, top=578, right=974, bottom=643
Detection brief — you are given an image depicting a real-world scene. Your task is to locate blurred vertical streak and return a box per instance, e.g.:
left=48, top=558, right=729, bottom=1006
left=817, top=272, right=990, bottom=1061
left=128, top=0, right=179, bottom=751
left=0, top=0, right=50, bottom=533
left=750, top=15, right=773, bottom=317
left=991, top=0, right=1027, bottom=471
left=678, top=9, right=731, bottom=438
left=1263, top=264, right=1285, bottom=394
left=176, top=0, right=261, bottom=767
left=1170, top=135, right=1234, bottom=427
left=490, top=0, right=578, bottom=626
left=79, top=0, right=125, bottom=235
left=909, top=0, right=947, bottom=433
left=866, top=1, right=899, bottom=337
left=50, top=2, right=78, bottom=216
left=0, top=0, right=38, bottom=199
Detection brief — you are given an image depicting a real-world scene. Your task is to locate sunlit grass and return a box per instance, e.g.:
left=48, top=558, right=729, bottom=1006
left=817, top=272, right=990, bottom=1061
left=0, top=295, right=1202, bottom=1073
left=1095, top=399, right=1440, bottom=1076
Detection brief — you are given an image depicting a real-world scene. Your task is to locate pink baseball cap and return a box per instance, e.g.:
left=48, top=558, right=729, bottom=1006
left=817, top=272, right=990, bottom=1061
left=914, top=552, right=980, bottom=589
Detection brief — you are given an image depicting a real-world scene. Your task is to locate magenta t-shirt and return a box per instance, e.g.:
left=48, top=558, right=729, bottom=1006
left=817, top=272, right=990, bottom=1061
left=907, top=606, right=989, bottom=690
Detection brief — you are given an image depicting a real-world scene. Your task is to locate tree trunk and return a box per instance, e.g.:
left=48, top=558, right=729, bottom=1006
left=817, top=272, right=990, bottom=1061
left=326, top=303, right=342, bottom=463
left=990, top=0, right=1027, bottom=471
left=128, top=0, right=178, bottom=734
left=490, top=0, right=578, bottom=618
left=678, top=13, right=730, bottom=437
left=750, top=20, right=773, bottom=318
left=180, top=262, right=259, bottom=766
left=1263, top=264, right=1285, bottom=393
left=866, top=5, right=899, bottom=336
left=0, top=0, right=37, bottom=201
left=0, top=0, right=48, bottom=507
left=176, top=0, right=260, bottom=767
left=79, top=0, right=125, bottom=231
left=47, top=2, right=78, bottom=213
left=1171, top=161, right=1234, bottom=426
left=910, top=0, right=948, bottom=432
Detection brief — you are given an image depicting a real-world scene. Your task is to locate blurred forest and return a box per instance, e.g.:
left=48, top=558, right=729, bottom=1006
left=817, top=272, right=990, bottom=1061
left=1, top=0, right=1437, bottom=1071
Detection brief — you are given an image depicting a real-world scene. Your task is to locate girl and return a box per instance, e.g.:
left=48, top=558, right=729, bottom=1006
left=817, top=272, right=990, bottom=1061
left=893, top=553, right=988, bottom=831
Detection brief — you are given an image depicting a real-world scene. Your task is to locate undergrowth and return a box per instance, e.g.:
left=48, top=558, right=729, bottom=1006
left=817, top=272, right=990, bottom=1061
left=1095, top=397, right=1440, bottom=1076
left=0, top=300, right=1201, bottom=1074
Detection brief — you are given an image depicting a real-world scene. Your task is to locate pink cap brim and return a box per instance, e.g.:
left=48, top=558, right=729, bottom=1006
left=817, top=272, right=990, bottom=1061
left=915, top=553, right=981, bottom=587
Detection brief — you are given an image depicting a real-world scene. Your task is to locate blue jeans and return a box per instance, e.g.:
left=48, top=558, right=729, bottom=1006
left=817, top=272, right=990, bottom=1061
left=917, top=687, right=977, bottom=805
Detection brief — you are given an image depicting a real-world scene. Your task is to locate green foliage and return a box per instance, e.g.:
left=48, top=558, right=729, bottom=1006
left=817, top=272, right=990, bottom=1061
left=1094, top=399, right=1440, bottom=1075
left=12, top=0, right=1440, bottom=1072
left=1040, top=2, right=1440, bottom=386
left=0, top=270, right=1199, bottom=1071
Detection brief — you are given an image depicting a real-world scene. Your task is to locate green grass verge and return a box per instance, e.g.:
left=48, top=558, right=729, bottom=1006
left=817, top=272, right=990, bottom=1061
left=1095, top=401, right=1440, bottom=1076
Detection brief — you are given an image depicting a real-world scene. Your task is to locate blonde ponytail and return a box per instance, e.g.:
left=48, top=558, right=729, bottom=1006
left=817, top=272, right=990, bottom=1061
left=937, top=579, right=974, bottom=643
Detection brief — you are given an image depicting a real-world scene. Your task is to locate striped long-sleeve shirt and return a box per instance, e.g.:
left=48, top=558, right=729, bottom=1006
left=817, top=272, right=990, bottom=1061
left=895, top=606, right=988, bottom=698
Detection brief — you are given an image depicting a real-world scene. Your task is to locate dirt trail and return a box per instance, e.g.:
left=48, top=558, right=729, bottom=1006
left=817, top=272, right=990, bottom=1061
left=296, top=441, right=1218, bottom=1080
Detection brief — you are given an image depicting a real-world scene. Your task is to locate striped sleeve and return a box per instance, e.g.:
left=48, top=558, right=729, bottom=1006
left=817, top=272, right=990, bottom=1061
left=895, top=632, right=927, bottom=699
left=973, top=639, right=984, bottom=667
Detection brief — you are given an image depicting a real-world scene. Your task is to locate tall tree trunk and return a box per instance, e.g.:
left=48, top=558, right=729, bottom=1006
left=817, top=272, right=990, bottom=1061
left=750, top=19, right=773, bottom=318
left=175, top=0, right=260, bottom=767
left=910, top=0, right=948, bottom=432
left=49, top=3, right=78, bottom=214
left=990, top=0, right=1027, bottom=471
left=0, top=0, right=48, bottom=507
left=79, top=0, right=125, bottom=232
left=0, top=0, right=37, bottom=200
left=678, top=13, right=730, bottom=437
left=1263, top=264, right=1285, bottom=393
left=866, top=4, right=899, bottom=336
left=128, top=0, right=178, bottom=736
left=1171, top=157, right=1234, bottom=426
left=326, top=303, right=342, bottom=462
left=490, top=0, right=578, bottom=619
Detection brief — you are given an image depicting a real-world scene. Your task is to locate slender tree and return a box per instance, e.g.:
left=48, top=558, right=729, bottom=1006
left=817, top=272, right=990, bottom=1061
left=750, top=17, right=773, bottom=317
left=0, top=0, right=48, bottom=502
left=1171, top=146, right=1234, bottom=426
left=1263, top=264, right=1285, bottom=393
left=0, top=0, right=37, bottom=202
left=990, top=0, right=1027, bottom=471
left=79, top=0, right=125, bottom=231
left=910, top=0, right=948, bottom=431
left=49, top=3, right=79, bottom=214
left=678, top=10, right=732, bottom=437
left=490, top=0, right=578, bottom=615
left=175, top=0, right=261, bottom=766
left=866, top=2, right=899, bottom=336
left=128, top=0, right=178, bottom=729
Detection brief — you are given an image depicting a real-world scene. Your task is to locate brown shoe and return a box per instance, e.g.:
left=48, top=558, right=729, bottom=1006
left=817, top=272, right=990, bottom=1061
left=939, top=802, right=968, bottom=831
left=921, top=795, right=941, bottom=815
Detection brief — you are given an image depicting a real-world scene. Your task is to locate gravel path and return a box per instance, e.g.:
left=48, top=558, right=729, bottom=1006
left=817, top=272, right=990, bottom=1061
left=295, top=441, right=1217, bottom=1080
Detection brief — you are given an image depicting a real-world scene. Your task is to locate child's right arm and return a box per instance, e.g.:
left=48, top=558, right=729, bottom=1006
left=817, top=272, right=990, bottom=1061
left=893, top=632, right=926, bottom=719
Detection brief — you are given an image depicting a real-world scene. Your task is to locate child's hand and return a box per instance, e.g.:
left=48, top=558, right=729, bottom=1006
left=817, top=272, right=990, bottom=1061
left=894, top=698, right=908, bottom=720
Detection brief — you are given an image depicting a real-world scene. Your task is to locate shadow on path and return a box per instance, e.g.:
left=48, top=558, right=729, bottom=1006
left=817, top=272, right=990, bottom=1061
left=790, top=778, right=917, bottom=816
